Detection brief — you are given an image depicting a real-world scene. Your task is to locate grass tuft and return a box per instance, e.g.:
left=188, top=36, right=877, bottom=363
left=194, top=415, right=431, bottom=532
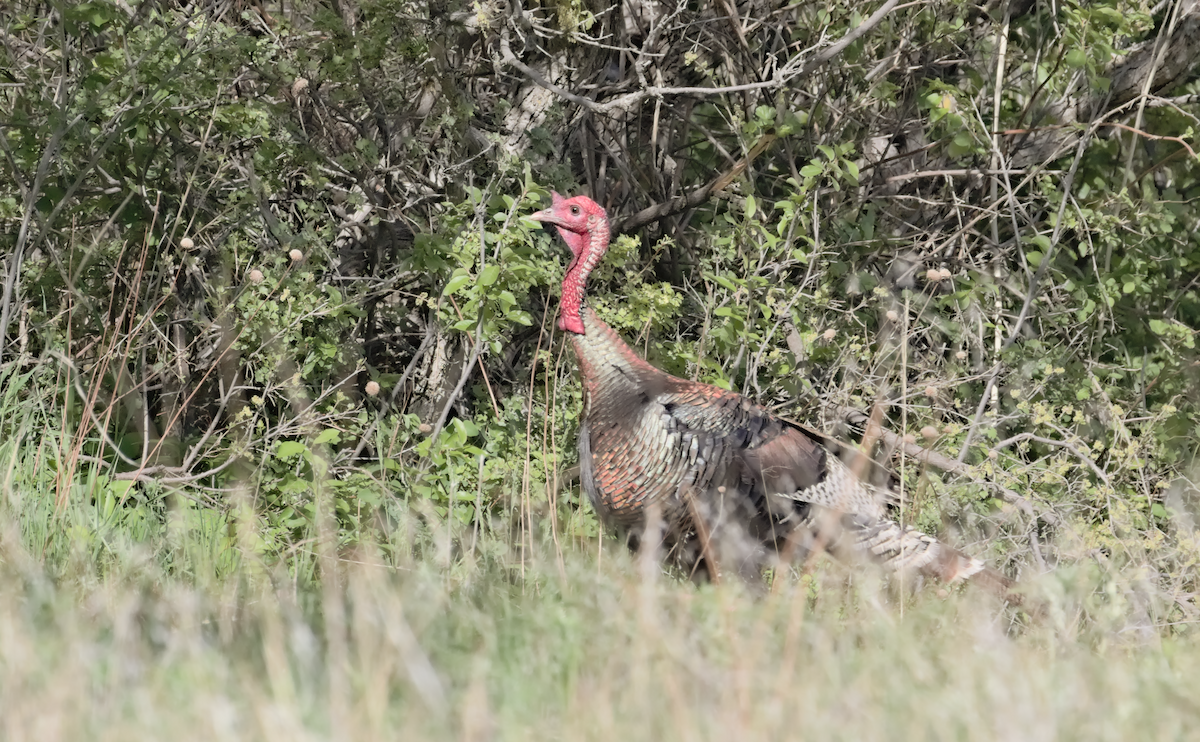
left=0, top=492, right=1196, bottom=741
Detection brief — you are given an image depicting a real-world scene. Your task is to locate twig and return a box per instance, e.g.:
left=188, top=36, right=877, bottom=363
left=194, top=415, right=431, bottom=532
left=351, top=322, right=438, bottom=460
left=425, top=183, right=496, bottom=446
left=992, top=432, right=1111, bottom=488
left=835, top=405, right=1058, bottom=524
left=502, top=0, right=903, bottom=118
left=883, top=168, right=1042, bottom=183
left=955, top=113, right=1103, bottom=463
left=1001, top=116, right=1097, bottom=353
left=613, top=132, right=777, bottom=233
left=1106, top=121, right=1198, bottom=160
left=1122, top=0, right=1188, bottom=188
left=1144, top=92, right=1200, bottom=109
left=796, top=0, right=903, bottom=79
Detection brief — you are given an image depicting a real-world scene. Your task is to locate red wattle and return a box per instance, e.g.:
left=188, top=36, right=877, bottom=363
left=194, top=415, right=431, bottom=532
left=558, top=313, right=585, bottom=334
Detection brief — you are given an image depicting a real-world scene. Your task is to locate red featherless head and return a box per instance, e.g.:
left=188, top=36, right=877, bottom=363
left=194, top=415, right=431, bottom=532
left=530, top=192, right=610, bottom=335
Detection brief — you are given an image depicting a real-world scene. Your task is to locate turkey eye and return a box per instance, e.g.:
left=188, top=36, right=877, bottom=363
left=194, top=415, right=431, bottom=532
left=570, top=206, right=580, bottom=215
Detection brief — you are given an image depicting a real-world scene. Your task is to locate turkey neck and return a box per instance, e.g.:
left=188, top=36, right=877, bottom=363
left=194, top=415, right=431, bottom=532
left=558, top=213, right=609, bottom=334
left=568, top=308, right=663, bottom=415
left=557, top=214, right=658, bottom=399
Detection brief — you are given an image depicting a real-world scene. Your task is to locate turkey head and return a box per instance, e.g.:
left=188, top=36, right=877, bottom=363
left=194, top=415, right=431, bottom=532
left=530, top=192, right=610, bottom=334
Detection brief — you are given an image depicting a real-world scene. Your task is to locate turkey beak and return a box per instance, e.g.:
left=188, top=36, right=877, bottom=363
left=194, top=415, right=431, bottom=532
left=532, top=192, right=567, bottom=226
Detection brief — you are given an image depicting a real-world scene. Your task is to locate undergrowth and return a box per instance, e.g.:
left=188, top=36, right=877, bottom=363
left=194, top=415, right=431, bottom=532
left=1, top=475, right=1197, bottom=742
left=3, top=3, right=1200, bottom=736
left=2, top=366, right=1199, bottom=740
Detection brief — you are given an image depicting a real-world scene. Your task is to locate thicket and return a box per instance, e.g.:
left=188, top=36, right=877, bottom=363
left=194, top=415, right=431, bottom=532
left=1, top=0, right=1199, bottom=622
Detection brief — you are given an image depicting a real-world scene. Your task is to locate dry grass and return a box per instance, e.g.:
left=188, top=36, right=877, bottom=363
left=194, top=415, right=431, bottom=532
left=0, top=498, right=1196, bottom=742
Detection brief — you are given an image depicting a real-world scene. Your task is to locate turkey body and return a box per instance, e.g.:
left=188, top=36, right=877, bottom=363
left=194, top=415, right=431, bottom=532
left=533, top=192, right=1018, bottom=597
left=571, top=305, right=984, bottom=584
left=570, top=307, right=820, bottom=576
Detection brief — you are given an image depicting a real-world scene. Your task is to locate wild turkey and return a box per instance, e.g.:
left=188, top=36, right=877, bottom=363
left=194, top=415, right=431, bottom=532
left=531, top=192, right=1019, bottom=600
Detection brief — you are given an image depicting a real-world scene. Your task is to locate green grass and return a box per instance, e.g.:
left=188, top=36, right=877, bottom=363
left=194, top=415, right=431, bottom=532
left=0, top=486, right=1197, bottom=742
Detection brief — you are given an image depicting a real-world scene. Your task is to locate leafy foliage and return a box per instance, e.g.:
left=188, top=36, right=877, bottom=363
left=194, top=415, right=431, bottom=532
left=0, top=0, right=1198, bottom=631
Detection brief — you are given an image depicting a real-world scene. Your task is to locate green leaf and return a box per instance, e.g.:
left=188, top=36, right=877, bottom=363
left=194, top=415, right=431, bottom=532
left=443, top=274, right=470, bottom=295
left=281, top=478, right=309, bottom=494
left=314, top=428, right=341, bottom=446
left=800, top=163, right=823, bottom=178
left=276, top=441, right=308, bottom=459
left=106, top=480, right=136, bottom=502
left=1148, top=319, right=1168, bottom=335
left=479, top=265, right=501, bottom=286
left=357, top=487, right=382, bottom=507
left=454, top=419, right=480, bottom=437
left=507, top=310, right=533, bottom=326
